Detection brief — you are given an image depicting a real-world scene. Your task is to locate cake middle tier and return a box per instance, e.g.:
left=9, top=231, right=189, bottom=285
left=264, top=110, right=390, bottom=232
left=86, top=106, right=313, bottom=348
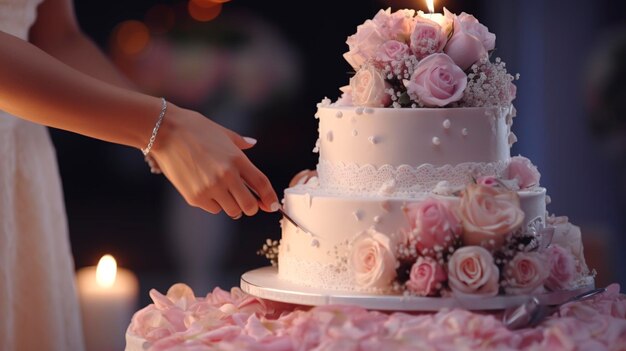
left=278, top=185, right=546, bottom=292
left=315, top=104, right=516, bottom=194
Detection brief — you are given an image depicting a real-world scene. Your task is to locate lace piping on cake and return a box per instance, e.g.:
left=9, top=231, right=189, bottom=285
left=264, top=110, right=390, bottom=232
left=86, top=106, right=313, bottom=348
left=317, top=159, right=510, bottom=195
left=278, top=254, right=392, bottom=293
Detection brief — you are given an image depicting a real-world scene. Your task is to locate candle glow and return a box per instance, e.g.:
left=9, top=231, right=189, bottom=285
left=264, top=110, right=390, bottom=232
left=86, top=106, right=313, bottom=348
left=95, top=254, right=117, bottom=288
left=426, top=0, right=435, bottom=14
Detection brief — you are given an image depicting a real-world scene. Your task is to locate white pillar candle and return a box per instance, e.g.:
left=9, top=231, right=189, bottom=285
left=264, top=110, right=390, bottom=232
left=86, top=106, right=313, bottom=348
left=76, top=255, right=139, bottom=351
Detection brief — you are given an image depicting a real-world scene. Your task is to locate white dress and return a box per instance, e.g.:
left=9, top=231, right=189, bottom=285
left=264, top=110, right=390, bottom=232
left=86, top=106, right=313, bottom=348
left=0, top=0, right=85, bottom=350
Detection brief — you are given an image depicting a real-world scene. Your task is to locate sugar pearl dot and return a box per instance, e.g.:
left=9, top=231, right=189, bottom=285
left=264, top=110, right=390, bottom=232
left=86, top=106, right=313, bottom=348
left=355, top=107, right=364, bottom=115
left=462, top=128, right=469, bottom=136
left=432, top=137, right=441, bottom=146
left=335, top=111, right=343, bottom=118
left=352, top=129, right=358, bottom=137
left=365, top=108, right=374, bottom=114
left=442, top=119, right=451, bottom=129
left=311, top=239, right=320, bottom=247
left=373, top=215, right=381, bottom=223
left=326, top=131, right=333, bottom=142
left=352, top=210, right=362, bottom=221
left=368, top=136, right=378, bottom=144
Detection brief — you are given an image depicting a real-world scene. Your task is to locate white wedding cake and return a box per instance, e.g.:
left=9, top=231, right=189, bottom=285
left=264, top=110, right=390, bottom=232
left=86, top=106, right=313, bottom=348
left=271, top=8, right=593, bottom=297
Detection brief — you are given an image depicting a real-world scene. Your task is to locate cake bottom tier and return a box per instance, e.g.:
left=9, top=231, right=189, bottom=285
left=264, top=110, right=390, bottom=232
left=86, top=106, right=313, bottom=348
left=278, top=186, right=547, bottom=292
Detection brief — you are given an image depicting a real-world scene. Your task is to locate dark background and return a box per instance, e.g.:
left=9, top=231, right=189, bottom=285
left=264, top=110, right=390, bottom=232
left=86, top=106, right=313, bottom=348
left=55, top=0, right=626, bottom=306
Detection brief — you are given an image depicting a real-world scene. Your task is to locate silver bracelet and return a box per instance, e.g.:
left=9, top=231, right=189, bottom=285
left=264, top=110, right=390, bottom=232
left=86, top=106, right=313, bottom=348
left=142, top=97, right=167, bottom=174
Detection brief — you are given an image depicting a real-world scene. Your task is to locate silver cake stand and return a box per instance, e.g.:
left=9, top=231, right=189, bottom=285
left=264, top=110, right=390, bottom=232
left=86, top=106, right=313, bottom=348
left=241, top=266, right=595, bottom=311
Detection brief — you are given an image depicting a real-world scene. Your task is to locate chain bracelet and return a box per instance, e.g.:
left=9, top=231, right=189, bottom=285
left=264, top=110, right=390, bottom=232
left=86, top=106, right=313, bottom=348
left=141, top=97, right=167, bottom=156
left=142, top=97, right=167, bottom=174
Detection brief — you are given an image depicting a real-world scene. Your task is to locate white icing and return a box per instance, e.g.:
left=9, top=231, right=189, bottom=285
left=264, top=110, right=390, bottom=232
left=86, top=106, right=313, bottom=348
left=278, top=187, right=547, bottom=292
left=432, top=137, right=441, bottom=146
left=443, top=119, right=451, bottom=129
left=317, top=159, right=509, bottom=196
left=462, top=128, right=469, bottom=136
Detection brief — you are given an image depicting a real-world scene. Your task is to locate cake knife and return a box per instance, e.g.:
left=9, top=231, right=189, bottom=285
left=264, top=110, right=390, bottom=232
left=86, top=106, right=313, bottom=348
left=244, top=182, right=315, bottom=236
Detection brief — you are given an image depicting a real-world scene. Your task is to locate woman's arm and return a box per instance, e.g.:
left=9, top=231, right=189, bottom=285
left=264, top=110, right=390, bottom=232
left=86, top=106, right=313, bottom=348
left=0, top=13, right=278, bottom=217
left=29, top=0, right=134, bottom=88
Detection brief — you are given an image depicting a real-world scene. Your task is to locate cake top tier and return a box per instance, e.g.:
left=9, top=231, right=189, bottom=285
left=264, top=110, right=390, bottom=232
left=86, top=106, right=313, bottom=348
left=336, top=8, right=517, bottom=109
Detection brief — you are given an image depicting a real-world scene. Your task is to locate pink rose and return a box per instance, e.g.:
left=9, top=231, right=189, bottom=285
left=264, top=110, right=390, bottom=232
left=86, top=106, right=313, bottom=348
left=406, top=256, right=447, bottom=296
left=372, top=8, right=415, bottom=42
left=444, top=12, right=494, bottom=70
left=377, top=40, right=410, bottom=63
left=459, top=184, right=525, bottom=249
left=447, top=246, right=500, bottom=296
left=349, top=65, right=391, bottom=107
left=545, top=244, right=577, bottom=290
left=456, top=13, right=495, bottom=51
left=409, top=16, right=447, bottom=59
left=506, top=156, right=541, bottom=189
left=503, top=252, right=549, bottom=295
left=549, top=217, right=589, bottom=275
left=344, top=20, right=387, bottom=70
left=404, top=53, right=467, bottom=107
left=404, top=198, right=462, bottom=255
left=349, top=229, right=397, bottom=289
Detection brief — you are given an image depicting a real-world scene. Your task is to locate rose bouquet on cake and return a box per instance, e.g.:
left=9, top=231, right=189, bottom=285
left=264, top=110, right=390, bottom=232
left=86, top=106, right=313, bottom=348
left=338, top=8, right=517, bottom=108
left=346, top=158, right=592, bottom=297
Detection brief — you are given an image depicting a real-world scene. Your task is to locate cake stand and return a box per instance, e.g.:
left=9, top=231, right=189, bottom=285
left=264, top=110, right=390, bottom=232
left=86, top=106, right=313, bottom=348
left=241, top=266, right=595, bottom=311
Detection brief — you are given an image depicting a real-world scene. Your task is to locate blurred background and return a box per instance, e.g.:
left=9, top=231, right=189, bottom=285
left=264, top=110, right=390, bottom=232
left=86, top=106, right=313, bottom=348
left=57, top=0, right=626, bottom=306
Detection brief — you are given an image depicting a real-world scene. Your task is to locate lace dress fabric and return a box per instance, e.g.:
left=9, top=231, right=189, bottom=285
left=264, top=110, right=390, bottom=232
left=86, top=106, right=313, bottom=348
left=0, top=1, right=85, bottom=349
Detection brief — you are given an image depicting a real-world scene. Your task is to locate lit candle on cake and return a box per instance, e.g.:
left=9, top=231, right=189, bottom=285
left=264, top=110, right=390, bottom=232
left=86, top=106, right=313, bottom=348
left=419, top=0, right=446, bottom=26
left=76, top=254, right=139, bottom=351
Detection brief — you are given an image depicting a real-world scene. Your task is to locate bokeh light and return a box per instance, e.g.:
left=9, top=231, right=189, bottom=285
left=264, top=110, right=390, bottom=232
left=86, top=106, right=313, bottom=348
left=112, top=20, right=150, bottom=56
left=191, top=0, right=231, bottom=7
left=145, top=4, right=176, bottom=34
left=188, top=1, right=222, bottom=22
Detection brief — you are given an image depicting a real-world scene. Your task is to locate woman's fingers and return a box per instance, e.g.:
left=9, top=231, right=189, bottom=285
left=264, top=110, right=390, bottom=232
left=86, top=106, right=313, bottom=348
left=212, top=188, right=242, bottom=219
left=227, top=175, right=259, bottom=216
left=237, top=156, right=279, bottom=213
left=202, top=198, right=222, bottom=215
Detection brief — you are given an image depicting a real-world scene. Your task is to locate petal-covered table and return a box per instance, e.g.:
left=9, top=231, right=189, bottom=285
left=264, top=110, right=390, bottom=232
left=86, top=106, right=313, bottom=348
left=126, top=283, right=626, bottom=351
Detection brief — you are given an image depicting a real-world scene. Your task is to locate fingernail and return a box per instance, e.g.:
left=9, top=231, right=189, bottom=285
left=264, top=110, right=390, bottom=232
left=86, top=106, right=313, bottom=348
left=270, top=202, right=280, bottom=212
left=243, top=137, right=257, bottom=145
left=230, top=213, right=243, bottom=220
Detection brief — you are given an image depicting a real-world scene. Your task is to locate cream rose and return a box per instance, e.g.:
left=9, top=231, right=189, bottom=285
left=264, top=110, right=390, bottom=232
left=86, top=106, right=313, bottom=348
left=349, top=229, right=397, bottom=289
left=459, top=184, right=525, bottom=249
left=504, top=252, right=549, bottom=295
left=349, top=65, right=391, bottom=107
left=447, top=246, right=500, bottom=296
left=406, top=256, right=447, bottom=296
left=404, top=53, right=467, bottom=107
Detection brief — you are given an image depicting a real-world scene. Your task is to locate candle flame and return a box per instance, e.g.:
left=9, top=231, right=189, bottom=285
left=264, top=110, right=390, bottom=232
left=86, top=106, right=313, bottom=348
left=96, top=254, right=117, bottom=288
left=426, top=0, right=435, bottom=14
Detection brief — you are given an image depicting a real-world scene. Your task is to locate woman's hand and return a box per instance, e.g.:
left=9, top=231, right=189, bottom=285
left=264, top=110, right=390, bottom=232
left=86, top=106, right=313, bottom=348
left=151, top=104, right=279, bottom=219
